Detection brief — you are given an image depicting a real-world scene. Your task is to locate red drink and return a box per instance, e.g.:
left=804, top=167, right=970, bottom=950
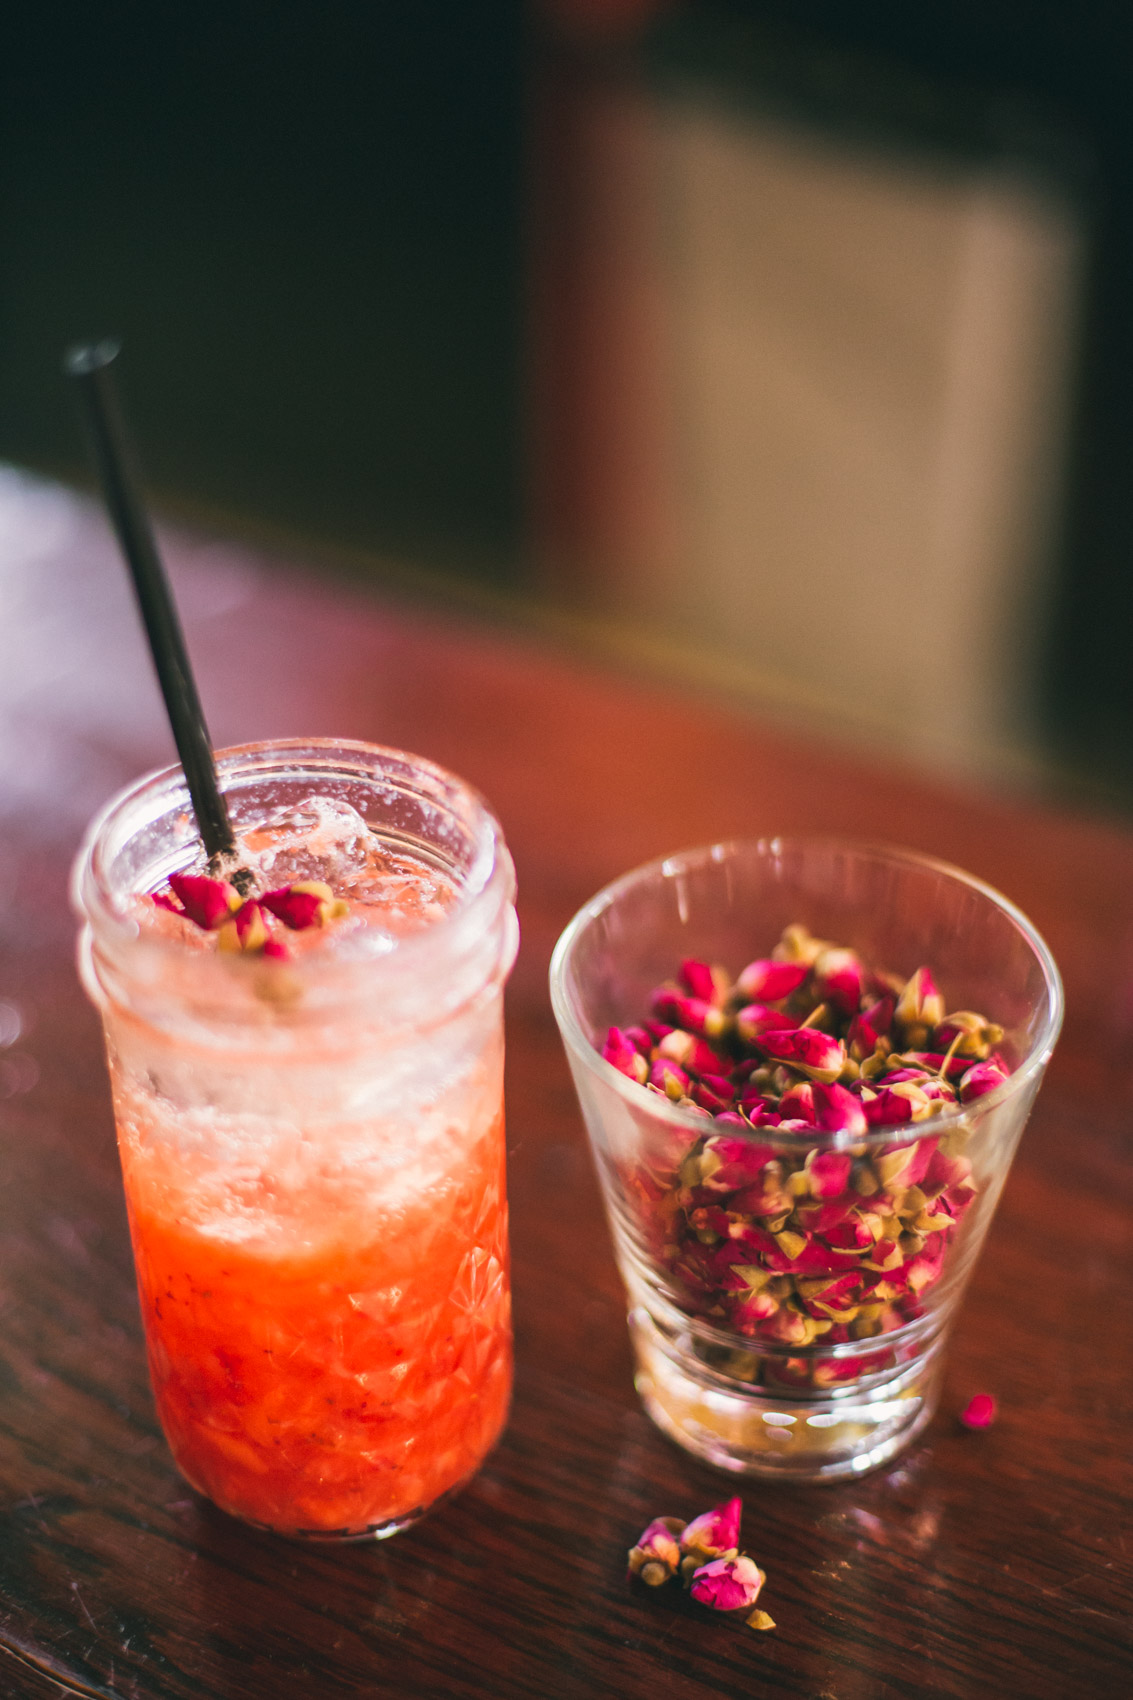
left=76, top=741, right=518, bottom=1537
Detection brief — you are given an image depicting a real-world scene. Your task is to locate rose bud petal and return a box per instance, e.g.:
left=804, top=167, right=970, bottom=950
left=262, top=936, right=291, bottom=961
left=624, top=1024, right=653, bottom=1055
left=627, top=1515, right=685, bottom=1584
left=690, top=1553, right=764, bottom=1611
left=152, top=890, right=184, bottom=914
left=659, top=1032, right=733, bottom=1077
left=658, top=993, right=729, bottom=1040
left=260, top=882, right=347, bottom=930
left=602, top=1027, right=649, bottom=1085
left=734, top=958, right=808, bottom=1004
left=895, top=967, right=945, bottom=1045
left=698, top=1135, right=780, bottom=1191
left=811, top=1081, right=867, bottom=1137
left=735, top=1003, right=799, bottom=1045
left=959, top=1058, right=1010, bottom=1103
left=168, top=872, right=241, bottom=931
left=691, top=1076, right=734, bottom=1114
left=812, top=947, right=865, bottom=1016
left=959, top=1393, right=998, bottom=1430
left=757, top=1028, right=846, bottom=1083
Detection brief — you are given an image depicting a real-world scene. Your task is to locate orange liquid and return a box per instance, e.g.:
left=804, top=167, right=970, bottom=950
left=116, top=1086, right=511, bottom=1535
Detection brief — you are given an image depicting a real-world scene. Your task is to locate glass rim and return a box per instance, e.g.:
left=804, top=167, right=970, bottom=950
left=72, top=735, right=513, bottom=981
left=549, top=835, right=1064, bottom=1149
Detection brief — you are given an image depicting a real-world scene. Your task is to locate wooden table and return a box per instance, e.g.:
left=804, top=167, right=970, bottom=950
left=0, top=465, right=1129, bottom=1699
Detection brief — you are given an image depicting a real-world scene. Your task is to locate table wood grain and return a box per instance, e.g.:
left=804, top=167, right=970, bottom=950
left=0, top=464, right=1129, bottom=1699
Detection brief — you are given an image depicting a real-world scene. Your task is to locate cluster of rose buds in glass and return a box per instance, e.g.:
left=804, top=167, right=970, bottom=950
left=601, top=925, right=1012, bottom=1386
left=627, top=1497, right=774, bottom=1631
left=153, top=871, right=348, bottom=961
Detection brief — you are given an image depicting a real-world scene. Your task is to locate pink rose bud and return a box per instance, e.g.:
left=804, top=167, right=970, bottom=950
left=959, top=1058, right=1010, bottom=1103
left=847, top=995, right=895, bottom=1059
left=812, top=947, right=865, bottom=1015
left=698, top=1135, right=780, bottom=1191
left=778, top=1080, right=816, bottom=1123
left=217, top=898, right=269, bottom=954
left=602, top=1027, right=649, bottom=1084
left=260, top=882, right=345, bottom=931
left=624, top=1025, right=653, bottom=1054
left=690, top=1554, right=765, bottom=1612
left=734, top=958, right=808, bottom=1004
left=681, top=1496, right=743, bottom=1559
left=735, top=1003, right=798, bottom=1044
left=804, top=1148, right=854, bottom=1198
left=168, top=872, right=241, bottom=931
left=863, top=1082, right=931, bottom=1127
left=652, top=991, right=728, bottom=1040
left=678, top=959, right=730, bottom=1004
left=811, top=1082, right=867, bottom=1137
left=895, top=967, right=945, bottom=1035
left=262, top=936, right=291, bottom=961
left=959, top=1393, right=997, bottom=1430
left=936, top=1011, right=1005, bottom=1059
left=772, top=923, right=829, bottom=966
left=627, top=1515, right=685, bottom=1584
left=691, top=1076, right=734, bottom=1114
left=649, top=1058, right=690, bottom=1100
left=757, top=1028, right=846, bottom=1083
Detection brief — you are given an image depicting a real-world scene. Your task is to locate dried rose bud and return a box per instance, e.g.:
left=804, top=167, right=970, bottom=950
left=959, top=1057, right=1010, bottom=1103
left=168, top=872, right=241, bottom=930
left=864, top=1082, right=933, bottom=1127
left=690, top=1554, right=765, bottom=1612
left=680, top=1495, right=742, bottom=1560
left=757, top=1028, right=846, bottom=1083
left=261, top=936, right=291, bottom=962
left=627, top=1515, right=686, bottom=1584
left=848, top=995, right=895, bottom=1061
left=772, top=923, right=830, bottom=967
left=691, top=1076, right=735, bottom=1114
left=649, top=1058, right=691, bottom=1101
left=697, top=1135, right=780, bottom=1192
left=812, top=947, right=865, bottom=1016
left=936, top=1011, right=1005, bottom=1060
left=602, top=1027, right=649, bottom=1085
left=261, top=881, right=348, bottom=931
left=217, top=899, right=270, bottom=954
left=811, top=1081, right=867, bottom=1137
left=895, top=967, right=945, bottom=1046
left=959, top=1393, right=997, bottom=1430
left=735, top=1003, right=799, bottom=1045
left=624, top=1024, right=653, bottom=1054
left=803, top=1148, right=854, bottom=1198
left=653, top=991, right=729, bottom=1041
left=778, top=1080, right=816, bottom=1123
left=678, top=959, right=731, bottom=1005
left=734, top=958, right=808, bottom=1004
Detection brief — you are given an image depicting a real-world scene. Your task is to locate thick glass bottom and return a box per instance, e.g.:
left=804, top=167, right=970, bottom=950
left=629, top=1307, right=943, bottom=1481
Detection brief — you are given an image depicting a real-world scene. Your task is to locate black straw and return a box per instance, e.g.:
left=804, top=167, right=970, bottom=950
left=64, top=341, right=238, bottom=870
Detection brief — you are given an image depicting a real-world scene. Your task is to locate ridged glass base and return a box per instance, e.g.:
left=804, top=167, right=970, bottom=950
left=630, top=1307, right=943, bottom=1481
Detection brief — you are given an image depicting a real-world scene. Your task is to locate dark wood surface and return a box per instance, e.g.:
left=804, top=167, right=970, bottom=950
left=0, top=464, right=1129, bottom=1699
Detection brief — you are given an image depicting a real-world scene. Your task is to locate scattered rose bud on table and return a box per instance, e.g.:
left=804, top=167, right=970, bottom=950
left=627, top=1500, right=773, bottom=1631
left=959, top=1393, right=998, bottom=1429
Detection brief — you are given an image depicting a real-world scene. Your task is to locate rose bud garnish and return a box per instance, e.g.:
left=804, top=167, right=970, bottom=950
left=959, top=1392, right=998, bottom=1429
left=167, top=872, right=241, bottom=930
left=260, top=880, right=348, bottom=930
left=217, top=899, right=270, bottom=954
left=757, top=1027, right=846, bottom=1083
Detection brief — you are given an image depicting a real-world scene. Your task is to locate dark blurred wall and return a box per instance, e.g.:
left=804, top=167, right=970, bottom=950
left=1, top=2, right=524, bottom=583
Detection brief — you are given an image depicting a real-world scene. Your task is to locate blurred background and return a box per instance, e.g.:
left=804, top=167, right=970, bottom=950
left=3, top=1, right=1131, bottom=801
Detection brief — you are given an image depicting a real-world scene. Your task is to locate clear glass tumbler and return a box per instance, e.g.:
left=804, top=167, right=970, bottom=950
left=73, top=739, right=518, bottom=1537
left=550, top=839, right=1062, bottom=1481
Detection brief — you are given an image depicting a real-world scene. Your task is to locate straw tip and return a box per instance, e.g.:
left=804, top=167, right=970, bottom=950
left=63, top=339, right=122, bottom=379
